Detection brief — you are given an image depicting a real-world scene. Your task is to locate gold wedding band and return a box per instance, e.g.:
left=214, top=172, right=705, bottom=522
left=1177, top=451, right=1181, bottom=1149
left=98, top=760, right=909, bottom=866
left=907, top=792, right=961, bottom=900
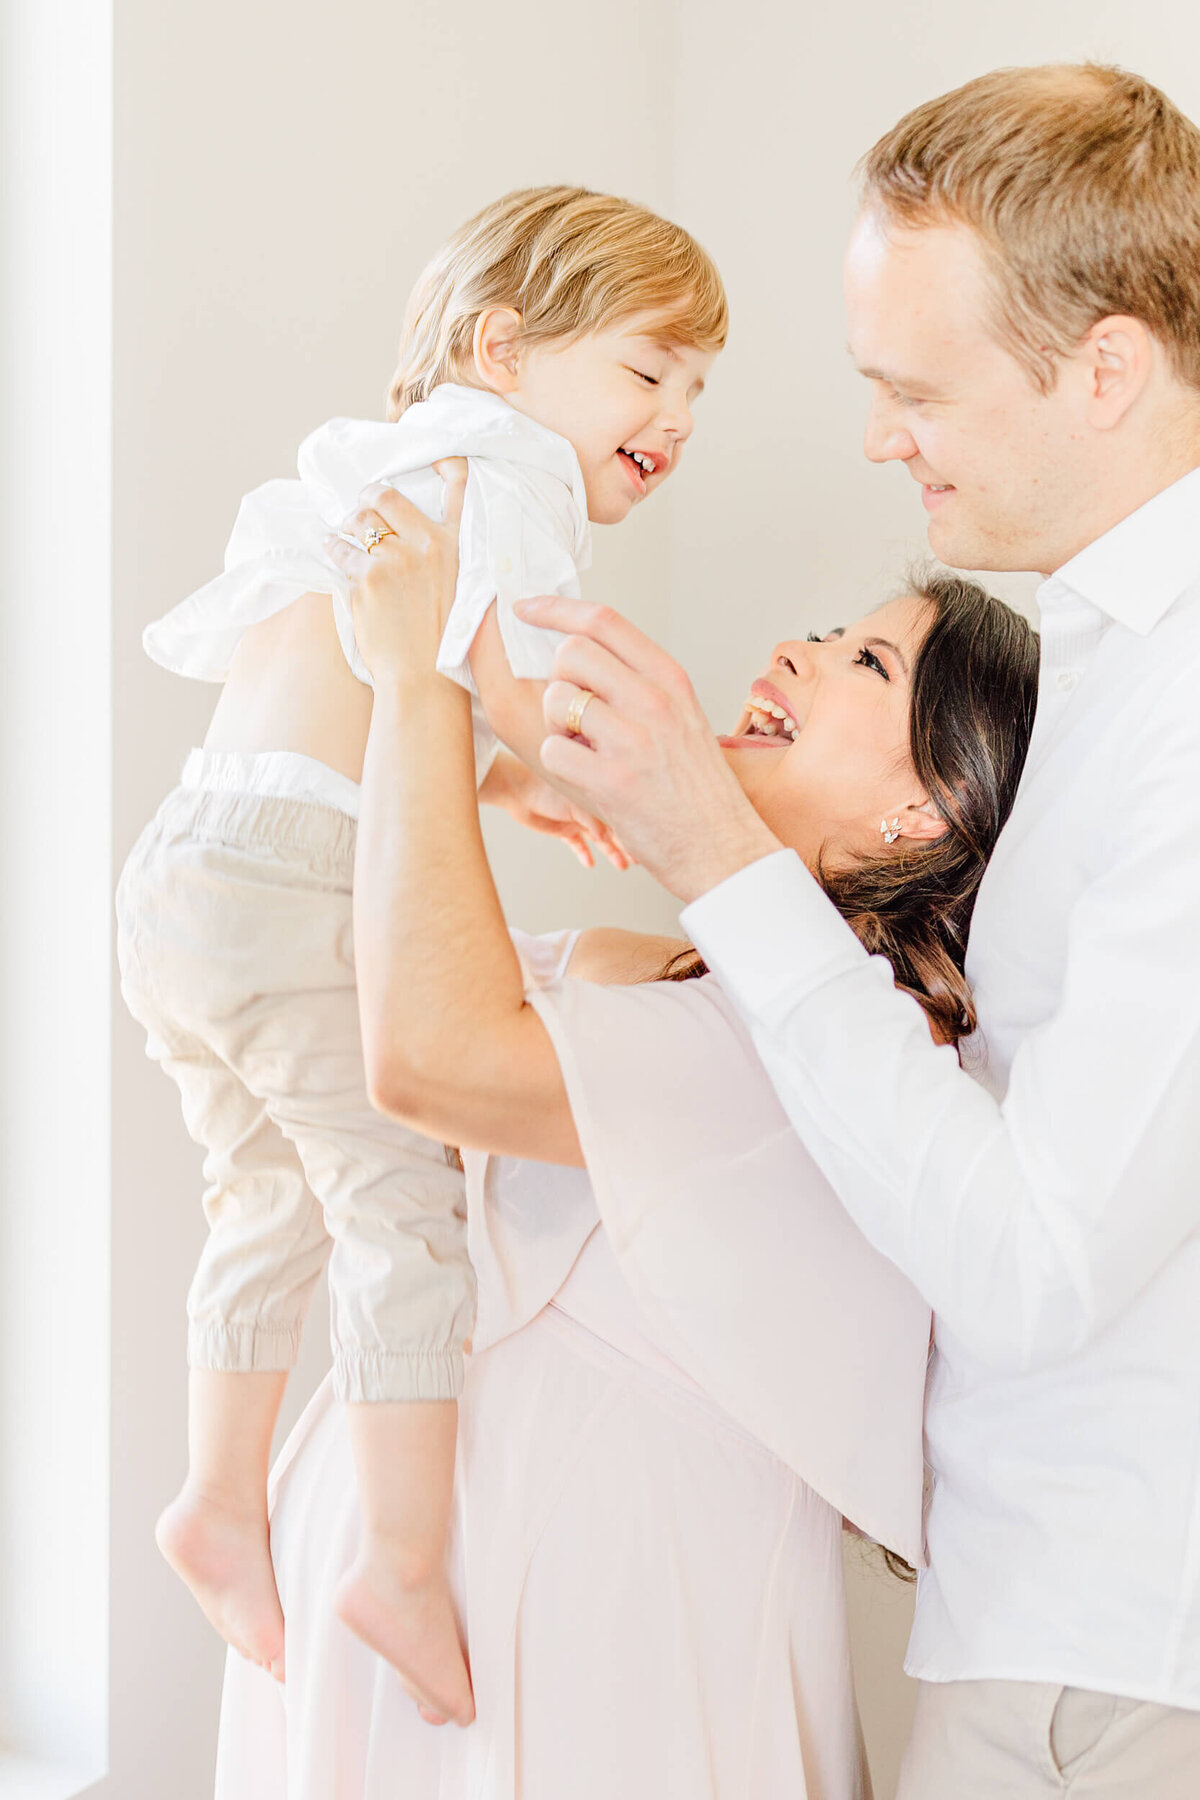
left=565, top=688, right=596, bottom=737
left=363, top=524, right=393, bottom=554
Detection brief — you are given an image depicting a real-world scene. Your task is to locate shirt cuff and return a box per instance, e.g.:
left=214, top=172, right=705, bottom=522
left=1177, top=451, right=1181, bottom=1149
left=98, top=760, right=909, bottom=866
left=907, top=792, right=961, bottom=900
left=681, top=848, right=867, bottom=1022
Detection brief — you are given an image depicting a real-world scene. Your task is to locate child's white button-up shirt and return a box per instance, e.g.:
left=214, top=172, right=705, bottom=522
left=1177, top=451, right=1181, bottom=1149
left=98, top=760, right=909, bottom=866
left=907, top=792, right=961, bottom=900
left=144, top=384, right=591, bottom=777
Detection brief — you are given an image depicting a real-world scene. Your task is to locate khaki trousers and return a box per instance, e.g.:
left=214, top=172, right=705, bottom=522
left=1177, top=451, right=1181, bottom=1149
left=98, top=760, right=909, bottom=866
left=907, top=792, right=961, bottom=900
left=895, top=1678, right=1200, bottom=1797
left=116, top=781, right=473, bottom=1404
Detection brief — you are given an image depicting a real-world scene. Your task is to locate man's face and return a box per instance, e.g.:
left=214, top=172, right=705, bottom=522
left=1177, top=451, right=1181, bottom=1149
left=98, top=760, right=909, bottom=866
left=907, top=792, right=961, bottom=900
left=844, top=210, right=1092, bottom=575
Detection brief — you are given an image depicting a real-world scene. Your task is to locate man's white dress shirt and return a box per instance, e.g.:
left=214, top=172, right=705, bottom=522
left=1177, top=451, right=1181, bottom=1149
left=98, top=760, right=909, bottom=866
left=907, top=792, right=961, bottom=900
left=143, top=384, right=590, bottom=797
left=682, top=465, right=1200, bottom=1708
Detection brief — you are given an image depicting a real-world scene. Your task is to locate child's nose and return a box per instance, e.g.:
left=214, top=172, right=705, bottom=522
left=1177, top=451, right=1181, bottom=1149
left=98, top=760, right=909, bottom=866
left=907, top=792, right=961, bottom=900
left=657, top=394, right=695, bottom=443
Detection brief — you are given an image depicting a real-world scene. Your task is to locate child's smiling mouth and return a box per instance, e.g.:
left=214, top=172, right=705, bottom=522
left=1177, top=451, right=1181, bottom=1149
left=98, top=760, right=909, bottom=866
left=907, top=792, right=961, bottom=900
left=616, top=446, right=665, bottom=495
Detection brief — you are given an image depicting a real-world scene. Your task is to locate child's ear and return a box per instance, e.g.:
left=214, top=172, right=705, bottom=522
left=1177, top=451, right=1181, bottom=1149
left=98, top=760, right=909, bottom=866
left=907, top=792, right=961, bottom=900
left=472, top=308, right=523, bottom=393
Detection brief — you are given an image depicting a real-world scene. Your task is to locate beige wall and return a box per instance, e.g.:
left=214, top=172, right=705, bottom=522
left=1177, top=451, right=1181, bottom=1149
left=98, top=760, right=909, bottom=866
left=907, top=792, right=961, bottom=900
left=106, top=4, right=1200, bottom=1797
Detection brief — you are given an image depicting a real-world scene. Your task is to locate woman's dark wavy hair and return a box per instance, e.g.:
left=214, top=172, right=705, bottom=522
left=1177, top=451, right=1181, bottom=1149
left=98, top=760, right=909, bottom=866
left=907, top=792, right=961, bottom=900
left=663, top=569, right=1038, bottom=1580
left=666, top=568, right=1040, bottom=1046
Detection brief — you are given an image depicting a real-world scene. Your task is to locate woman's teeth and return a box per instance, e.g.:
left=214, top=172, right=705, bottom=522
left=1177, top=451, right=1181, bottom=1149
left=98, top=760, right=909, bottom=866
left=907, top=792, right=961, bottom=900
left=742, top=697, right=800, bottom=740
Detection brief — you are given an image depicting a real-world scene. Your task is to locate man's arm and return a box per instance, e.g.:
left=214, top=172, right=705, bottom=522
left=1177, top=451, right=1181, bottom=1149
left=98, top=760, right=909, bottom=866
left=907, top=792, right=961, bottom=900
left=515, top=596, right=1200, bottom=1372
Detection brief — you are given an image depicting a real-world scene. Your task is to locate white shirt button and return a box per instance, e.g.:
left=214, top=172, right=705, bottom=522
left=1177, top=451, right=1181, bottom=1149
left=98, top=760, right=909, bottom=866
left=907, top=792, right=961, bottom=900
left=496, top=554, right=513, bottom=575
left=1056, top=670, right=1079, bottom=693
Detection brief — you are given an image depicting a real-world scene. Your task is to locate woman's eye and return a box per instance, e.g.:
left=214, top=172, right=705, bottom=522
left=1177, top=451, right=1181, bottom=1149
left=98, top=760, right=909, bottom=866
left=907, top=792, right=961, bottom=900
left=805, top=631, right=823, bottom=644
left=855, top=646, right=889, bottom=679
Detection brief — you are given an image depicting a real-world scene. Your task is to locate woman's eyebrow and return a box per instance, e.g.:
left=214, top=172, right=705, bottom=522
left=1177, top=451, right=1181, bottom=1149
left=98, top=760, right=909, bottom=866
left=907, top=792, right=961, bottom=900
left=866, top=635, right=909, bottom=675
left=829, top=626, right=910, bottom=675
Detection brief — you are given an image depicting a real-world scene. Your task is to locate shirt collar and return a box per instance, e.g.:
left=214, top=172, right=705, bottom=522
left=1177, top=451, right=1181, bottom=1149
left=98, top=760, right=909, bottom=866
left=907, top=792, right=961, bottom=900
left=1043, top=462, right=1200, bottom=634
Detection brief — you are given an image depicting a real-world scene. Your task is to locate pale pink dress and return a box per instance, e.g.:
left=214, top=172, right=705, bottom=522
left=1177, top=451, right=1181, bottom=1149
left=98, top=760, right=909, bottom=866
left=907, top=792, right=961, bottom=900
left=215, top=933, right=930, bottom=1800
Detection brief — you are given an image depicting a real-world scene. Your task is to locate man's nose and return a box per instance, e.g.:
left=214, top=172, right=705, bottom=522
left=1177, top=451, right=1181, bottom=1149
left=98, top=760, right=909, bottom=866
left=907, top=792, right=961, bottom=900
left=863, top=390, right=918, bottom=465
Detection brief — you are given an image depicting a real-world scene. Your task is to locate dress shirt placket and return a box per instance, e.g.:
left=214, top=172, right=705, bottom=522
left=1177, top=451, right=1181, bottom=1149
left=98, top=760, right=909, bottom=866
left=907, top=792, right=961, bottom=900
left=1021, top=581, right=1108, bottom=779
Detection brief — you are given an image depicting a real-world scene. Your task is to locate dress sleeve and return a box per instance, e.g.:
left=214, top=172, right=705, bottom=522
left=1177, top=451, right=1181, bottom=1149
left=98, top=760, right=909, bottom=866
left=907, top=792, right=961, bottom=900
left=509, top=926, right=582, bottom=989
left=528, top=973, right=930, bottom=1565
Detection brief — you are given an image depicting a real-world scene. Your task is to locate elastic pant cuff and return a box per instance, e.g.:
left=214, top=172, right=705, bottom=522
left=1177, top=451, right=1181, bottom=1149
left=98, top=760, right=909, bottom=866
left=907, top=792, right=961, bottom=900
left=187, top=1319, right=301, bottom=1373
left=334, top=1346, right=464, bottom=1404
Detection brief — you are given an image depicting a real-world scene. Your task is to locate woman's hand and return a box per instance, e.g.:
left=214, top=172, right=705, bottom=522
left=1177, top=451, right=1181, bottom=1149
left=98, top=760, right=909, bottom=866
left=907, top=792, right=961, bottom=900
left=479, top=752, right=634, bottom=871
left=325, top=458, right=468, bottom=686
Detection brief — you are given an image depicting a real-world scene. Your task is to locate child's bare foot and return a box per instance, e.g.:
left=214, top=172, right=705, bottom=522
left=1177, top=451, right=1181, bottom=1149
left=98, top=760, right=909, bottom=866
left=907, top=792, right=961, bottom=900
left=334, top=1541, right=473, bottom=1727
left=156, top=1483, right=286, bottom=1681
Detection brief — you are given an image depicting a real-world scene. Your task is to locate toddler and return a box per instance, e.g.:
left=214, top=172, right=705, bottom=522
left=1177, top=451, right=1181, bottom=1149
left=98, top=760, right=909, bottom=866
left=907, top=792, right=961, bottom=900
left=116, top=184, right=726, bottom=1726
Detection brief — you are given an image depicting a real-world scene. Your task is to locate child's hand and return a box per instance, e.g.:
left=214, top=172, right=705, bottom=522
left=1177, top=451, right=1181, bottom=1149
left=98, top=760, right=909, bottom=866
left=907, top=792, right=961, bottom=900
left=325, top=459, right=468, bottom=686
left=481, top=752, right=633, bottom=872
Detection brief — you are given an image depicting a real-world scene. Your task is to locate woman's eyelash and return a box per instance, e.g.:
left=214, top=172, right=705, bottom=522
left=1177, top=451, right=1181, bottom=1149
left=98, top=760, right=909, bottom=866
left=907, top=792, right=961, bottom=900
left=855, top=646, right=889, bottom=679
left=809, top=630, right=888, bottom=678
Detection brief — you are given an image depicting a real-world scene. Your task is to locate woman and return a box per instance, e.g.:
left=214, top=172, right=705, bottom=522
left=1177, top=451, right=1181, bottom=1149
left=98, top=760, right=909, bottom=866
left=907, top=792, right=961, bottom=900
left=215, top=468, right=1038, bottom=1800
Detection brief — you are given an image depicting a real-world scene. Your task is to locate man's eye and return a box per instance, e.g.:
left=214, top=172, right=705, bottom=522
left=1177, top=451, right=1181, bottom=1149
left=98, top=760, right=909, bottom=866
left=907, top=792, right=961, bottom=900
left=890, top=388, right=922, bottom=408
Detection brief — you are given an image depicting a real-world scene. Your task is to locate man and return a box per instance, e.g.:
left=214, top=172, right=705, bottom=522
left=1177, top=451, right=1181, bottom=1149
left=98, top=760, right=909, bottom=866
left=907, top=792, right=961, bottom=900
left=517, top=64, right=1200, bottom=1798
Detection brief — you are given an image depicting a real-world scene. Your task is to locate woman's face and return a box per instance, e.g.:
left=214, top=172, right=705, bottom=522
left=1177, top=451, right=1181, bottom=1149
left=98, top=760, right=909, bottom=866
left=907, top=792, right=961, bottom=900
left=720, top=595, right=938, bottom=870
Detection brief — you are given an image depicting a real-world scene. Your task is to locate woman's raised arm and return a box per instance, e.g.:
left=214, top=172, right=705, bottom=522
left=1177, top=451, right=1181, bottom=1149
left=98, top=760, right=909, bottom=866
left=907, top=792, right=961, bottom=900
left=326, top=472, right=584, bottom=1165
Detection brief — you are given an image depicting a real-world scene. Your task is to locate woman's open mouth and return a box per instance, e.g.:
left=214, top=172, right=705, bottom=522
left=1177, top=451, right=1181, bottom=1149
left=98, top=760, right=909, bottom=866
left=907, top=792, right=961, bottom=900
left=719, top=683, right=800, bottom=749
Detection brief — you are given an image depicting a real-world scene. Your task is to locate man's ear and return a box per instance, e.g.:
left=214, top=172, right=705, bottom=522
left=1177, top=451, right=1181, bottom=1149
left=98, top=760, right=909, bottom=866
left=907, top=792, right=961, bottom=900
left=897, top=798, right=948, bottom=845
left=472, top=308, right=523, bottom=393
left=1082, top=316, right=1154, bottom=430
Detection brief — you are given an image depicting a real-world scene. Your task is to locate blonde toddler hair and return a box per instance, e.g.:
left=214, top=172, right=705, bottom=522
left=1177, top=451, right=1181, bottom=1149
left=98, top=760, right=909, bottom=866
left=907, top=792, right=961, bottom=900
left=386, top=185, right=728, bottom=420
left=860, top=64, right=1200, bottom=394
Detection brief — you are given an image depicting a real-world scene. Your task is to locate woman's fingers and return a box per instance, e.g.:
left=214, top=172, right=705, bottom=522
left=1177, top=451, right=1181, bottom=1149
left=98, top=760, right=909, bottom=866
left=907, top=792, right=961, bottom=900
left=359, top=483, right=442, bottom=548
left=323, top=480, right=461, bottom=679
left=432, top=457, right=469, bottom=533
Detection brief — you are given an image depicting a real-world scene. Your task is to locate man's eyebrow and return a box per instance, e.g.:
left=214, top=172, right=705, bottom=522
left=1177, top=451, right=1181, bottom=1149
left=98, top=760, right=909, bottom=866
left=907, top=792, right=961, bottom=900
left=845, top=345, right=936, bottom=394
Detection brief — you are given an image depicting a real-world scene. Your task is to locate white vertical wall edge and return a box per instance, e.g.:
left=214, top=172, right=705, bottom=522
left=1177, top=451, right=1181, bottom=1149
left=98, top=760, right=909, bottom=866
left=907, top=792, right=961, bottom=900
left=0, top=0, right=112, bottom=1792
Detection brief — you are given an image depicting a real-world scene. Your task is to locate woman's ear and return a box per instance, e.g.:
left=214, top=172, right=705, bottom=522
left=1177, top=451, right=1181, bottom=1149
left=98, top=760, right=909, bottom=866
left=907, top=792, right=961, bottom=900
left=472, top=308, right=523, bottom=393
left=896, top=798, right=948, bottom=845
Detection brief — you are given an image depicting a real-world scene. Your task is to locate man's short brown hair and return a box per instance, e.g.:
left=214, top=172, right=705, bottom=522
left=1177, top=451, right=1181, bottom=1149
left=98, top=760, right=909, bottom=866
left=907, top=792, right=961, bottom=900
left=859, top=64, right=1200, bottom=393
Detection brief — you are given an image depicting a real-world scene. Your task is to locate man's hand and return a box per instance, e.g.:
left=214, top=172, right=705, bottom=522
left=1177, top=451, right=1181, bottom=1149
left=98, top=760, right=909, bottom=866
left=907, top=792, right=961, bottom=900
left=514, top=596, right=783, bottom=903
